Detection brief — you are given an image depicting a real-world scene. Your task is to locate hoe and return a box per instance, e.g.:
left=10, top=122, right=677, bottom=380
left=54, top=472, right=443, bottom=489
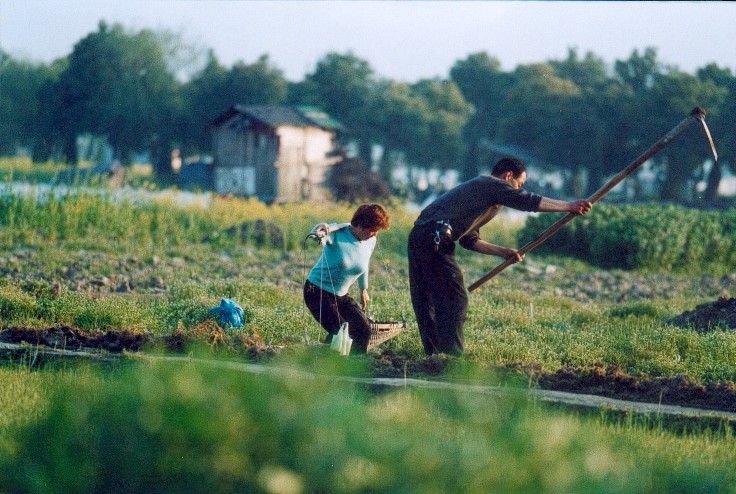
left=468, top=106, right=719, bottom=292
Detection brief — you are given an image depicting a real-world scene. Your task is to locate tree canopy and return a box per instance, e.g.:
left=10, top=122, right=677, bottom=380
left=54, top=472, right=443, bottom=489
left=2, top=22, right=735, bottom=203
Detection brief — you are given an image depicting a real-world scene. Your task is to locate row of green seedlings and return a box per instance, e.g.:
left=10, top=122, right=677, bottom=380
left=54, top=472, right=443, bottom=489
left=519, top=203, right=736, bottom=271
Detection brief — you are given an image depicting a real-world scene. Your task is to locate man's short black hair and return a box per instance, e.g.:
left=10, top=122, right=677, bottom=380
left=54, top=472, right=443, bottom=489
left=491, top=157, right=526, bottom=178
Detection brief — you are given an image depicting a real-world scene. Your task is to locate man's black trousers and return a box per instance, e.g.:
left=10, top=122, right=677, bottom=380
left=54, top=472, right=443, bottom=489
left=408, top=223, right=468, bottom=356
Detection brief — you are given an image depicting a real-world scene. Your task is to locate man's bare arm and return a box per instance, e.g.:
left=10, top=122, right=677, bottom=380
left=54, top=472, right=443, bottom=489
left=539, top=198, right=592, bottom=215
left=470, top=240, right=523, bottom=263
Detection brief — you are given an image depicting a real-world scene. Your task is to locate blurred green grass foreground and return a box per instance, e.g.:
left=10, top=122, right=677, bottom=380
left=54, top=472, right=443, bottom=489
left=1, top=356, right=735, bottom=493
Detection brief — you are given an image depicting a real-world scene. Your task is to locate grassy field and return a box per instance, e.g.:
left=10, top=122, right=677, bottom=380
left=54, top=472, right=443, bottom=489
left=1, top=181, right=736, bottom=491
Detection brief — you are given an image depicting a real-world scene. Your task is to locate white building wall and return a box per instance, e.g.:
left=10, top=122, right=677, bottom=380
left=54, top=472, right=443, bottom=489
left=275, top=126, right=337, bottom=201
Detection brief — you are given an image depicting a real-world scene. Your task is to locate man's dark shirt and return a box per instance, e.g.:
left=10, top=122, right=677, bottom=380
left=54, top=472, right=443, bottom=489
left=415, top=175, right=542, bottom=250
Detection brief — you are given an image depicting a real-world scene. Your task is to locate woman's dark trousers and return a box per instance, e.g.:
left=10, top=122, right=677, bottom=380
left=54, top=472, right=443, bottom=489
left=303, top=280, right=370, bottom=354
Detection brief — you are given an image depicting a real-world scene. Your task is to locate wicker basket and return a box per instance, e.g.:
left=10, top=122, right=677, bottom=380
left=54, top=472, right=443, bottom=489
left=367, top=319, right=406, bottom=350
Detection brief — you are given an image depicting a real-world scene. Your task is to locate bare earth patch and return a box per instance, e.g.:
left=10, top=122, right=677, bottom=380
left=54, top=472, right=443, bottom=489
left=0, top=322, right=274, bottom=360
left=365, top=297, right=736, bottom=414
left=537, top=363, right=736, bottom=413
left=666, top=297, right=736, bottom=332
left=0, top=326, right=153, bottom=352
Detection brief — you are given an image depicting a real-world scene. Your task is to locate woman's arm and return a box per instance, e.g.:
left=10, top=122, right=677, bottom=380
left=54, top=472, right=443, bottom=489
left=311, top=222, right=352, bottom=236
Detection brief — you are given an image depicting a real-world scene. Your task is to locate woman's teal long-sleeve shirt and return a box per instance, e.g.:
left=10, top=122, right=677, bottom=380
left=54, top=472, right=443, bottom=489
left=307, top=223, right=376, bottom=296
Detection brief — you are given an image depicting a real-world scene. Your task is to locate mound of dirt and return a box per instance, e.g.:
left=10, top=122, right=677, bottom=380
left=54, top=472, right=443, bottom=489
left=0, top=326, right=153, bottom=352
left=537, top=362, right=736, bottom=414
left=368, top=355, right=736, bottom=414
left=0, top=323, right=275, bottom=359
left=163, top=320, right=274, bottom=360
left=369, top=349, right=457, bottom=377
left=666, top=297, right=736, bottom=332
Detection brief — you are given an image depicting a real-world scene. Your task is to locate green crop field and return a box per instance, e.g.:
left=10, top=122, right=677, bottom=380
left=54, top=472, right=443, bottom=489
left=1, top=182, right=736, bottom=492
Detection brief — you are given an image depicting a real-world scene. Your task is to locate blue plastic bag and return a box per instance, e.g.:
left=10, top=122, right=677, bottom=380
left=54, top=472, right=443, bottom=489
left=209, top=298, right=245, bottom=328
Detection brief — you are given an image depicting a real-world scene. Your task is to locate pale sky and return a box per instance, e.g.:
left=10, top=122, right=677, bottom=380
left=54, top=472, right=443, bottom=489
left=1, top=1, right=734, bottom=82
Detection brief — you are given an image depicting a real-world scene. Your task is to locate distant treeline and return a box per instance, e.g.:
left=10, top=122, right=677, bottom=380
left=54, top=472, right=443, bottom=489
left=1, top=20, right=734, bottom=201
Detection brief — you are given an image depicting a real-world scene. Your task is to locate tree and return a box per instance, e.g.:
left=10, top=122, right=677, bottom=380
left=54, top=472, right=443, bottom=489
left=367, top=79, right=428, bottom=180
left=646, top=70, right=727, bottom=201
left=614, top=47, right=661, bottom=94
left=697, top=63, right=736, bottom=202
left=409, top=79, right=472, bottom=171
left=304, top=52, right=375, bottom=160
left=550, top=48, right=637, bottom=196
left=0, top=50, right=62, bottom=158
left=613, top=48, right=664, bottom=161
left=364, top=77, right=470, bottom=193
left=450, top=52, right=513, bottom=179
left=497, top=64, right=583, bottom=178
left=549, top=48, right=607, bottom=89
left=224, top=55, right=287, bottom=106
left=153, top=28, right=207, bottom=82
left=584, top=79, right=637, bottom=196
left=52, top=21, right=179, bottom=175
left=181, top=52, right=287, bottom=154
left=179, top=50, right=228, bottom=154
left=450, top=52, right=505, bottom=110
left=286, top=79, right=319, bottom=107
left=33, top=58, right=69, bottom=162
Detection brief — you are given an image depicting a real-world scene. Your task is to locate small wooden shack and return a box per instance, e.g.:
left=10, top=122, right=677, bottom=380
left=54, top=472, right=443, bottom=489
left=210, top=105, right=343, bottom=202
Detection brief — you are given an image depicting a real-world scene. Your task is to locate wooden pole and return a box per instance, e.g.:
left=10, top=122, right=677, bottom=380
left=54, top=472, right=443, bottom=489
left=468, top=107, right=710, bottom=292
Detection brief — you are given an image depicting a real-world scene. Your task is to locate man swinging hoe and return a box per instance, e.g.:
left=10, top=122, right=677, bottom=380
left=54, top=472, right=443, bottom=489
left=409, top=107, right=718, bottom=358
left=408, top=157, right=592, bottom=357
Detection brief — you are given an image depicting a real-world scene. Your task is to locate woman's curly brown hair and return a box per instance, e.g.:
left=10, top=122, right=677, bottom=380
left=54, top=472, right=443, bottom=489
left=351, top=204, right=390, bottom=231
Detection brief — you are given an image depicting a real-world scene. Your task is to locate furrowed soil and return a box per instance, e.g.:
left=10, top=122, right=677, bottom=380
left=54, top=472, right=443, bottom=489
left=3, top=296, right=736, bottom=414
left=368, top=347, right=736, bottom=415
left=2, top=246, right=736, bottom=414
left=0, top=321, right=275, bottom=360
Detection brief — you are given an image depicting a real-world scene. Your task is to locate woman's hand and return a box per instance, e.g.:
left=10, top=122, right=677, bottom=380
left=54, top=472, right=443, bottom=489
left=360, top=289, right=370, bottom=310
left=312, top=223, right=330, bottom=237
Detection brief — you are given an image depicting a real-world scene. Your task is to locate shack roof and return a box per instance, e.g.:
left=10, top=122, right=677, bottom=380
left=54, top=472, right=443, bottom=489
left=210, top=105, right=343, bottom=131
left=295, top=105, right=344, bottom=131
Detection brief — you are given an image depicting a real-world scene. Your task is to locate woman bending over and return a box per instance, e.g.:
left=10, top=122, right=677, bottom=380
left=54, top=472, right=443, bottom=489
left=304, top=204, right=391, bottom=354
